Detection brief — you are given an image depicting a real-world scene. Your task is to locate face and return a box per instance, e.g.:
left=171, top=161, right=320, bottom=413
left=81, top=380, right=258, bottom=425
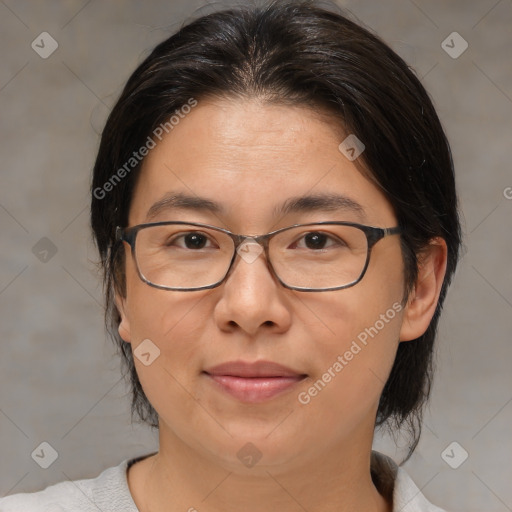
left=116, top=97, right=410, bottom=473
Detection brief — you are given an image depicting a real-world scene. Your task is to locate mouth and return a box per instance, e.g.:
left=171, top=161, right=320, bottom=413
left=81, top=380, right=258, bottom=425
left=202, top=360, right=308, bottom=403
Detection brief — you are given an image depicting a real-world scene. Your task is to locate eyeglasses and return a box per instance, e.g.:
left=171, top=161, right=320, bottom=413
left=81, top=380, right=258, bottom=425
left=115, top=221, right=401, bottom=292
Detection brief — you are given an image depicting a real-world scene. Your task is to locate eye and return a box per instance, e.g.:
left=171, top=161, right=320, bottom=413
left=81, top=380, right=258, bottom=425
left=292, top=231, right=345, bottom=250
left=168, top=231, right=217, bottom=250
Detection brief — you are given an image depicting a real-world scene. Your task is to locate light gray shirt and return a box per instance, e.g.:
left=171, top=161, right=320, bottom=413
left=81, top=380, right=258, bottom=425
left=0, top=451, right=449, bottom=511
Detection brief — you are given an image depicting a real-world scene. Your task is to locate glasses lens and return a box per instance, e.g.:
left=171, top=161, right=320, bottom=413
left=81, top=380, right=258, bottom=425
left=270, top=224, right=368, bottom=289
left=135, top=224, right=234, bottom=289
left=134, top=223, right=368, bottom=290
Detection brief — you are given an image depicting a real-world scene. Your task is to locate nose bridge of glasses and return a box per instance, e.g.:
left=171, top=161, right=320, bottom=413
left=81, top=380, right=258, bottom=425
left=217, top=233, right=276, bottom=288
left=230, top=232, right=271, bottom=266
left=233, top=232, right=271, bottom=249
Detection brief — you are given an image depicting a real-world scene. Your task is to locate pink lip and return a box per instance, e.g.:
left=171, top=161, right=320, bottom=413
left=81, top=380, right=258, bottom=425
left=203, top=360, right=307, bottom=403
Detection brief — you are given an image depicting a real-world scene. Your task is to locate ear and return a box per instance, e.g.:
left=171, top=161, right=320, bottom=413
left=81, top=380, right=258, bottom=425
left=114, top=291, right=132, bottom=343
left=399, top=237, right=448, bottom=342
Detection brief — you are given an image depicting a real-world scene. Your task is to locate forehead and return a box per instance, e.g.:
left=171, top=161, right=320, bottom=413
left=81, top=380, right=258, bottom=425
left=128, top=97, right=395, bottom=229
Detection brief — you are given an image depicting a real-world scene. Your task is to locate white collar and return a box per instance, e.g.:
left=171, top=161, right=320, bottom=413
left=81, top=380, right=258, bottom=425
left=371, top=451, right=447, bottom=511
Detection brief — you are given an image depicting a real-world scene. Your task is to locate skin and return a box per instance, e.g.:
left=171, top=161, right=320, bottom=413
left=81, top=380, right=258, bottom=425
left=115, top=97, right=448, bottom=512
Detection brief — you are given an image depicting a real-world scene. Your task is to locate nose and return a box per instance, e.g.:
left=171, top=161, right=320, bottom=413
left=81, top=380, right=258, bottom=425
left=212, top=243, right=292, bottom=336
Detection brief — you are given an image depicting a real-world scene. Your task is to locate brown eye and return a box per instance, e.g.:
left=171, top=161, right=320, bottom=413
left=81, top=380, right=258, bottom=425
left=292, top=232, right=344, bottom=250
left=168, top=232, right=216, bottom=250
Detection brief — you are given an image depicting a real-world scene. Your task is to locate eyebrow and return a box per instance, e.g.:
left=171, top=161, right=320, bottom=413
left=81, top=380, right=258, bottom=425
left=145, top=191, right=366, bottom=222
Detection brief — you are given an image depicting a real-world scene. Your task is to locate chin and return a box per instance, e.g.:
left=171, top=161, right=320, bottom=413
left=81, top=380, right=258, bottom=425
left=201, top=421, right=309, bottom=472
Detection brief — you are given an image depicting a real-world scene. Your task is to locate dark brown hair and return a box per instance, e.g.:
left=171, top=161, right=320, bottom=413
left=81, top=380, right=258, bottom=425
left=90, top=0, right=461, bottom=464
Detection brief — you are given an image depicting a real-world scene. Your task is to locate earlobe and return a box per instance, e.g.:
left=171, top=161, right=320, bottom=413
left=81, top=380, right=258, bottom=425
left=114, top=291, right=132, bottom=343
left=399, top=237, right=448, bottom=342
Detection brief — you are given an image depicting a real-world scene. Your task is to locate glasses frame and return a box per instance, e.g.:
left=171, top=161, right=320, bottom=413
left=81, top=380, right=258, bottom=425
left=115, top=221, right=402, bottom=292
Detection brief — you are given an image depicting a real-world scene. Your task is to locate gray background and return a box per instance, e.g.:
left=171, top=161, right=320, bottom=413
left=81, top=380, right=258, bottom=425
left=1, top=1, right=511, bottom=510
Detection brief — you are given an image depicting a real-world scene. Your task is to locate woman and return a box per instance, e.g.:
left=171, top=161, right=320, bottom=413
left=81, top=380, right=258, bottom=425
left=0, top=1, right=461, bottom=510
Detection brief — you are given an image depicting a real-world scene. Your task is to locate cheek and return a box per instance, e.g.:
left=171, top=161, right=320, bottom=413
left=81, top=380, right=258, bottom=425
left=123, top=252, right=205, bottom=343
left=123, top=259, right=214, bottom=390
left=296, top=294, right=403, bottom=443
left=124, top=281, right=215, bottom=427
left=306, top=288, right=403, bottom=378
left=296, top=248, right=405, bottom=414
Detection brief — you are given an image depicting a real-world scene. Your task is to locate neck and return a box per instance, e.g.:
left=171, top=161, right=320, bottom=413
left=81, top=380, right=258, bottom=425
left=129, top=422, right=392, bottom=512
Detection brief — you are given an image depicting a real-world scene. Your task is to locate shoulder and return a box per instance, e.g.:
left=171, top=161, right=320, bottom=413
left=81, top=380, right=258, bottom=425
left=0, top=458, right=139, bottom=512
left=371, top=451, right=451, bottom=512
left=393, top=467, right=450, bottom=512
